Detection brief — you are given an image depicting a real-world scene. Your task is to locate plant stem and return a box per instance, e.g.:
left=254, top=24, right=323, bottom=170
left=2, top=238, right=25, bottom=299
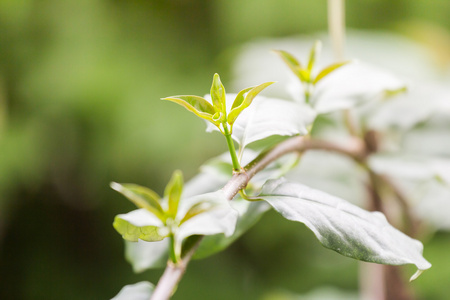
left=150, top=135, right=367, bottom=300
left=222, top=124, right=241, bottom=172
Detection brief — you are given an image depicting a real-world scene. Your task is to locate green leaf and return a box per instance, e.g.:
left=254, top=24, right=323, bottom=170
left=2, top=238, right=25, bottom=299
left=273, top=50, right=307, bottom=82
left=227, top=82, right=275, bottom=126
left=307, top=40, right=322, bottom=72
left=259, top=178, right=431, bottom=280
left=194, top=198, right=270, bottom=259
left=125, top=239, right=168, bottom=272
left=210, top=73, right=226, bottom=112
left=111, top=281, right=154, bottom=300
left=113, top=209, right=168, bottom=242
left=111, top=182, right=164, bottom=220
left=161, top=95, right=218, bottom=125
left=164, top=170, right=183, bottom=217
left=313, top=61, right=350, bottom=84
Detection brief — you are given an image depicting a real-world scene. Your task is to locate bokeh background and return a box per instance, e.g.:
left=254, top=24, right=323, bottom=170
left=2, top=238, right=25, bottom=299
left=1, top=1, right=449, bottom=299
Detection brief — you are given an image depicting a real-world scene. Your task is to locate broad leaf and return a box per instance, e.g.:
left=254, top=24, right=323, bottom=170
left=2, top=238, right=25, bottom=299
left=161, top=95, right=218, bottom=124
left=113, top=209, right=167, bottom=242
left=210, top=73, right=226, bottom=112
left=125, top=239, right=169, bottom=272
left=313, top=61, right=351, bottom=84
left=164, top=170, right=183, bottom=218
left=111, top=281, right=154, bottom=300
left=110, top=182, right=164, bottom=220
left=194, top=198, right=271, bottom=259
left=259, top=178, right=431, bottom=280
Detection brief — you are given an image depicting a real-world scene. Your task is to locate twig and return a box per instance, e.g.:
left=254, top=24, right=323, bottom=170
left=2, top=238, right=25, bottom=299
left=150, top=135, right=366, bottom=300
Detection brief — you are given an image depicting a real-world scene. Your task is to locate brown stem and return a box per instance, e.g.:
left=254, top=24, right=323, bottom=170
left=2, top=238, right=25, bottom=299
left=150, top=135, right=366, bottom=300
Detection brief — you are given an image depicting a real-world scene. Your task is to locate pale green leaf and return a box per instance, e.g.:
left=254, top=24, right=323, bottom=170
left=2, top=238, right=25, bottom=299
left=313, top=61, right=351, bottom=84
left=273, top=49, right=306, bottom=82
left=113, top=209, right=168, bottom=242
left=307, top=40, right=322, bottom=72
left=176, top=191, right=238, bottom=242
left=161, top=95, right=218, bottom=124
left=210, top=73, right=226, bottom=112
left=194, top=198, right=270, bottom=259
left=125, top=239, right=168, bottom=272
left=111, top=281, right=154, bottom=300
left=259, top=178, right=431, bottom=280
left=110, top=182, right=164, bottom=220
left=164, top=170, right=183, bottom=217
left=227, top=82, right=275, bottom=126
left=210, top=95, right=316, bottom=150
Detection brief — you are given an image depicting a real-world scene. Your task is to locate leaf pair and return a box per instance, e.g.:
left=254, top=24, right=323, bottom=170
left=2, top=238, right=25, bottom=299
left=162, top=73, right=274, bottom=133
left=111, top=170, right=238, bottom=262
left=274, top=41, right=350, bottom=102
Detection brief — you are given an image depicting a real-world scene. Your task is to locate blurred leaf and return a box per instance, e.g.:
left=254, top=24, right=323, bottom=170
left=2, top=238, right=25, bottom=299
left=125, top=239, right=169, bottom=272
left=111, top=281, right=154, bottom=300
left=228, top=82, right=274, bottom=126
left=307, top=40, right=322, bottom=72
left=210, top=73, right=226, bottom=112
left=273, top=50, right=307, bottom=82
left=113, top=209, right=167, bottom=242
left=313, top=61, right=351, bottom=84
left=164, top=170, right=183, bottom=218
left=259, top=178, right=431, bottom=280
left=110, top=182, right=164, bottom=220
left=161, top=95, right=218, bottom=125
left=194, top=198, right=270, bottom=259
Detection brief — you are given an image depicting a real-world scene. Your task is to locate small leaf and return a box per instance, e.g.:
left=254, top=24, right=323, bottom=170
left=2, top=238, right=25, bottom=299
left=228, top=82, right=275, bottom=126
left=161, top=95, right=218, bottom=125
left=259, top=178, right=431, bottom=280
left=210, top=73, right=226, bottom=112
left=111, top=182, right=164, bottom=220
left=164, top=170, right=184, bottom=218
left=113, top=209, right=168, bottom=242
left=111, top=281, right=154, bottom=300
left=273, top=50, right=305, bottom=82
left=313, top=61, right=351, bottom=84
left=307, top=40, right=322, bottom=72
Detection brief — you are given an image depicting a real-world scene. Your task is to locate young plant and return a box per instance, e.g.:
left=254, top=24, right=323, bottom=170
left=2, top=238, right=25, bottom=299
left=111, top=47, right=433, bottom=300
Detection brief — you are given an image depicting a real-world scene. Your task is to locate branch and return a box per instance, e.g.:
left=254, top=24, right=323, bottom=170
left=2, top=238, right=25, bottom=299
left=150, top=135, right=366, bottom=300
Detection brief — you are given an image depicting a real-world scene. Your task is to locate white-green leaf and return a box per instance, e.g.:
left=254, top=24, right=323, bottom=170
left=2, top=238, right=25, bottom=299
left=194, top=198, right=271, bottom=259
left=207, top=94, right=316, bottom=150
left=125, top=239, right=169, bottom=272
left=113, top=209, right=167, bottom=242
left=176, top=191, right=238, bottom=242
left=306, top=62, right=405, bottom=113
left=259, top=178, right=431, bottom=280
left=111, top=281, right=154, bottom=300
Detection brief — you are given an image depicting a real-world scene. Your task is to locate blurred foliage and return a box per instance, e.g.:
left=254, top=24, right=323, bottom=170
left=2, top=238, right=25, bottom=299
left=0, top=0, right=449, bottom=299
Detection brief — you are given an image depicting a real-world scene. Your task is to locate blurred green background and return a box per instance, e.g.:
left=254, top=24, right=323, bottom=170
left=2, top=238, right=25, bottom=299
left=0, top=0, right=449, bottom=299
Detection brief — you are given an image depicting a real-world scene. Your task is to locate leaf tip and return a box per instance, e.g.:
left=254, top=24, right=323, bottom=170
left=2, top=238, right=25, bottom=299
left=110, top=182, right=123, bottom=192
left=409, top=269, right=426, bottom=282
